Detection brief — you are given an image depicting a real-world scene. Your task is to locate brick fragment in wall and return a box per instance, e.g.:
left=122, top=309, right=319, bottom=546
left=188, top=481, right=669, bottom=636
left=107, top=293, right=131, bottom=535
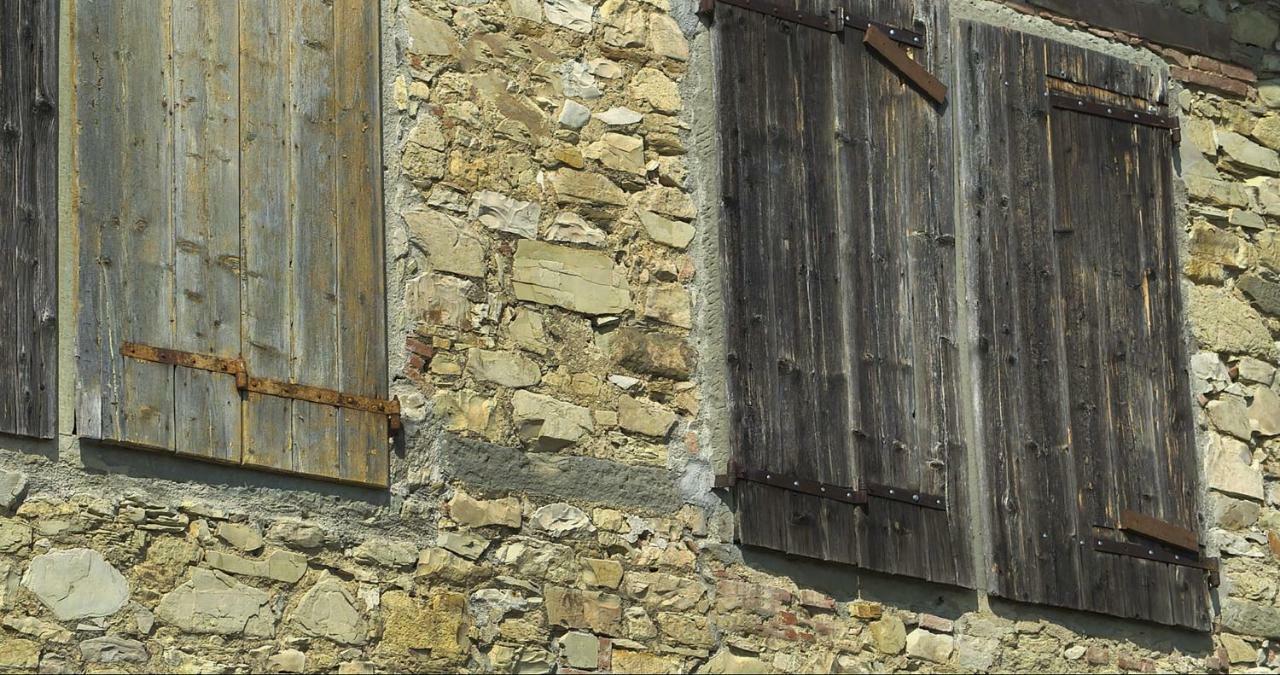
left=1173, top=66, right=1253, bottom=97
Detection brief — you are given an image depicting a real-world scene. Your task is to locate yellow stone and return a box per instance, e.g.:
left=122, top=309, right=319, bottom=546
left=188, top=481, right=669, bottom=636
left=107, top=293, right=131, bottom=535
left=380, top=591, right=469, bottom=658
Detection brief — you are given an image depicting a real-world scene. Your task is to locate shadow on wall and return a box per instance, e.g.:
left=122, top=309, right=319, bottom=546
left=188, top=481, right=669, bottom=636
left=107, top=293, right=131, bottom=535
left=75, top=439, right=393, bottom=507
left=986, top=596, right=1216, bottom=656
left=740, top=543, right=1216, bottom=657
left=0, top=433, right=58, bottom=462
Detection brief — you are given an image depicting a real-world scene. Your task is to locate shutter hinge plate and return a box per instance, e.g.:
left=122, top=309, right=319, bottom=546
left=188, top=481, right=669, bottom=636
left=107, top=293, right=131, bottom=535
left=715, top=462, right=946, bottom=511
left=122, top=343, right=402, bottom=435
left=1048, top=91, right=1180, bottom=141
left=699, top=0, right=925, bottom=47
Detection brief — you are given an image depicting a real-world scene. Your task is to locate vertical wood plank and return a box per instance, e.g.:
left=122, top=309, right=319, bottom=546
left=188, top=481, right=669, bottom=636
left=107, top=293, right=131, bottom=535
left=1, top=0, right=22, bottom=435
left=74, top=0, right=119, bottom=441
left=9, top=0, right=58, bottom=439
left=172, top=0, right=243, bottom=463
left=241, top=0, right=296, bottom=474
left=78, top=0, right=178, bottom=450
left=289, top=0, right=340, bottom=479
left=335, top=0, right=388, bottom=487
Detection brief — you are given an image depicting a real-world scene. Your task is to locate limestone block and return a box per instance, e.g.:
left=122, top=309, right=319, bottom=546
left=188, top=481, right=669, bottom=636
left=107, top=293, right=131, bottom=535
left=513, top=240, right=631, bottom=315
left=1205, top=436, right=1265, bottom=501
left=906, top=628, right=955, bottom=664
left=648, top=14, right=688, bottom=61
left=1220, top=131, right=1280, bottom=174
left=639, top=210, right=695, bottom=249
left=617, top=395, right=677, bottom=438
left=870, top=615, right=907, bottom=654
left=448, top=490, right=522, bottom=528
left=216, top=522, right=264, bottom=552
left=609, top=328, right=695, bottom=379
left=544, top=0, right=593, bottom=33
left=1207, top=396, right=1253, bottom=440
left=1186, top=286, right=1274, bottom=359
left=629, top=68, right=681, bottom=113
left=156, top=569, right=276, bottom=637
left=530, top=503, right=592, bottom=536
left=550, top=169, right=627, bottom=207
left=547, top=213, right=608, bottom=247
left=511, top=390, right=595, bottom=450
left=585, top=133, right=646, bottom=174
left=406, top=209, right=488, bottom=278
left=545, top=586, right=624, bottom=635
left=22, top=549, right=129, bottom=621
left=289, top=576, right=368, bottom=645
left=642, top=283, right=692, bottom=328
left=472, top=190, right=540, bottom=239
left=467, top=348, right=542, bottom=388
left=405, top=8, right=459, bottom=57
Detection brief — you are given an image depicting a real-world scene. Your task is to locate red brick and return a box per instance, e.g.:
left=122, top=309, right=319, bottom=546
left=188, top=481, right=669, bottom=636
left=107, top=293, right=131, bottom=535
left=918, top=613, right=955, bottom=634
left=405, top=336, right=435, bottom=358
left=1171, top=66, right=1251, bottom=98
left=1117, top=655, right=1156, bottom=673
left=796, top=589, right=836, bottom=610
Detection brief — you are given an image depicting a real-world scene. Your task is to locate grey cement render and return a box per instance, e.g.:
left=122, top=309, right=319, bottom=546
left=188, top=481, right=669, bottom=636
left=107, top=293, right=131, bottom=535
left=0, top=0, right=1217, bottom=648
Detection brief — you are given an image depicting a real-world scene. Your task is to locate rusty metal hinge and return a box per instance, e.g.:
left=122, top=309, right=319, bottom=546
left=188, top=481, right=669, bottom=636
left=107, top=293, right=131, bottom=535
left=1092, top=536, right=1220, bottom=585
left=864, top=26, right=948, bottom=105
left=1119, top=509, right=1198, bottom=553
left=1048, top=91, right=1180, bottom=142
left=714, top=462, right=946, bottom=511
left=698, top=0, right=926, bottom=47
left=122, top=343, right=402, bottom=435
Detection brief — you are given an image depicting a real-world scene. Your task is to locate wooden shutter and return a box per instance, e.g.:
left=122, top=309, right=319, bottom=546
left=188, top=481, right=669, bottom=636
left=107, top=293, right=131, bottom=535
left=715, top=0, right=973, bottom=587
left=0, top=0, right=58, bottom=439
left=74, top=0, right=389, bottom=487
left=956, top=21, right=1209, bottom=629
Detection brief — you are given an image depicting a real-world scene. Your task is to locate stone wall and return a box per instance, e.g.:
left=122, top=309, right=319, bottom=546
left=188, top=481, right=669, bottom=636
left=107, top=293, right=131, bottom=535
left=1, top=0, right=1280, bottom=672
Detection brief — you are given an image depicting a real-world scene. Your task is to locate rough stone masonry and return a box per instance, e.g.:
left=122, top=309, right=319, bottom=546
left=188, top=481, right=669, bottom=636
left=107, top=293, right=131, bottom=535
left=2, top=0, right=1280, bottom=672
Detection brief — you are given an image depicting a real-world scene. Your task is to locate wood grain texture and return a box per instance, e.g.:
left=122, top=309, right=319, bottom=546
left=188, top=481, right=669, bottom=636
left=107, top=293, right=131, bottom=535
left=172, top=0, right=242, bottom=463
left=241, top=0, right=296, bottom=473
left=335, top=0, right=389, bottom=487
left=957, top=19, right=1208, bottom=630
left=76, top=0, right=388, bottom=486
left=718, top=0, right=970, bottom=587
left=1, top=0, right=58, bottom=439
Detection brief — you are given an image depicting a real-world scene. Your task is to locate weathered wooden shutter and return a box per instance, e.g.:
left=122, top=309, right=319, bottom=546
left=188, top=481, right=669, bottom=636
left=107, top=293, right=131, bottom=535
left=956, top=21, right=1210, bottom=629
left=74, top=0, right=390, bottom=486
left=0, top=0, right=58, bottom=440
left=714, top=0, right=973, bottom=587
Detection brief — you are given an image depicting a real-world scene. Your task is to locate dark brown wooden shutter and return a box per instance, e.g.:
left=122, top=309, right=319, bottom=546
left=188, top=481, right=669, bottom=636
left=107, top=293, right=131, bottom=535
left=0, top=0, right=58, bottom=440
left=956, top=20, right=1210, bottom=629
left=715, top=0, right=973, bottom=587
left=74, top=1, right=389, bottom=487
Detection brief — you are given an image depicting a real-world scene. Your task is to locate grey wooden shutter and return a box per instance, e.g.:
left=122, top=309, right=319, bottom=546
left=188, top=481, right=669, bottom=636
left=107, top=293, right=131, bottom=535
left=715, top=0, right=973, bottom=588
left=0, top=0, right=58, bottom=440
left=74, top=0, right=389, bottom=487
left=956, top=20, right=1209, bottom=629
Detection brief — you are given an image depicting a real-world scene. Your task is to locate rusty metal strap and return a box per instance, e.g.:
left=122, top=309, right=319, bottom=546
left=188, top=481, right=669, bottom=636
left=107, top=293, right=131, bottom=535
left=864, top=26, right=948, bottom=105
left=715, top=463, right=947, bottom=511
left=122, top=343, right=402, bottom=433
left=1119, top=509, right=1198, bottom=553
left=1049, top=92, right=1179, bottom=132
left=1093, top=537, right=1218, bottom=574
left=866, top=482, right=946, bottom=511
left=699, top=0, right=926, bottom=47
left=720, top=463, right=869, bottom=505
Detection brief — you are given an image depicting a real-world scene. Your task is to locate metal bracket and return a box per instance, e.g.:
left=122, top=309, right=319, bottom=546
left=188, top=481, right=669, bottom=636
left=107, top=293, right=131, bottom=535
left=1093, top=537, right=1220, bottom=585
left=864, top=26, right=948, bottom=105
left=715, top=462, right=946, bottom=511
left=718, top=462, right=869, bottom=505
left=867, top=482, right=946, bottom=511
left=698, top=0, right=925, bottom=47
left=1048, top=91, right=1180, bottom=142
left=1119, top=509, right=1198, bottom=553
left=122, top=342, right=402, bottom=435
